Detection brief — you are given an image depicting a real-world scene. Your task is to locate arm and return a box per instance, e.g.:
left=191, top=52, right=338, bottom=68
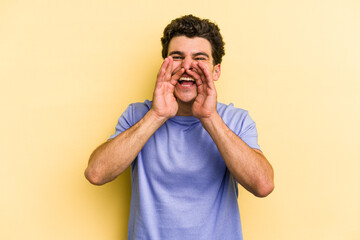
left=85, top=57, right=184, bottom=185
left=85, top=110, right=166, bottom=185
left=201, top=114, right=274, bottom=197
left=190, top=62, right=274, bottom=197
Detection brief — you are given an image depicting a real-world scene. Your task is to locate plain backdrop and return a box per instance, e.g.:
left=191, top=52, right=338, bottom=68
left=1, top=1, right=359, bottom=239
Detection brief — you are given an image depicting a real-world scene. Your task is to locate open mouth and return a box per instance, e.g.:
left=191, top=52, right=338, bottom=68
left=178, top=77, right=195, bottom=87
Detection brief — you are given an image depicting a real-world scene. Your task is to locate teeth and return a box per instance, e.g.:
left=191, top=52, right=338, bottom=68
left=179, top=77, right=194, bottom=81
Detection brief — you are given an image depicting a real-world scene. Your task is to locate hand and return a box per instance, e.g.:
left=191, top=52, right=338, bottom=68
left=151, top=57, right=185, bottom=120
left=189, top=62, right=218, bottom=120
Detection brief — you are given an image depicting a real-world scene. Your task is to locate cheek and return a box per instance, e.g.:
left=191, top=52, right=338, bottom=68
left=200, top=63, right=214, bottom=75
left=171, top=61, right=182, bottom=74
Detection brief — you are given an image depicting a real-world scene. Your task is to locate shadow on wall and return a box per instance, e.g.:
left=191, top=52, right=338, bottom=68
left=110, top=169, right=132, bottom=238
left=84, top=168, right=132, bottom=238
left=108, top=168, right=131, bottom=238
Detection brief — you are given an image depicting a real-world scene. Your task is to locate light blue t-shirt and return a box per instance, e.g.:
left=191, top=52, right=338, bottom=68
left=110, top=100, right=260, bottom=240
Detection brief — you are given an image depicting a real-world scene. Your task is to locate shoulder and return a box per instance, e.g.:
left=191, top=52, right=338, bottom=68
left=217, top=102, right=256, bottom=135
left=129, top=99, right=152, bottom=113
left=123, top=100, right=152, bottom=125
left=217, top=102, right=251, bottom=121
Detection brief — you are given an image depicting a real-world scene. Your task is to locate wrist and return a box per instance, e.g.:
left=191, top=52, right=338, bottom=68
left=199, top=112, right=222, bottom=129
left=148, top=108, right=170, bottom=125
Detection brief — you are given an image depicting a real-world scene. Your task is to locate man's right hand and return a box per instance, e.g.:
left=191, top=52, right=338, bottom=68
left=151, top=57, right=184, bottom=120
left=85, top=57, right=185, bottom=185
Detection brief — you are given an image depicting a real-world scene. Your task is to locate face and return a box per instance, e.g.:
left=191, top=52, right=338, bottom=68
left=167, top=36, right=221, bottom=104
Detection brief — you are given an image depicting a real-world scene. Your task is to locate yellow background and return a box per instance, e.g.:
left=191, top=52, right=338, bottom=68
left=1, top=1, right=359, bottom=239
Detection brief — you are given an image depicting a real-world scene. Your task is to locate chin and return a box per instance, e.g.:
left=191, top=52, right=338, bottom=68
left=174, top=84, right=197, bottom=103
left=177, top=97, right=196, bottom=104
left=174, top=91, right=197, bottom=103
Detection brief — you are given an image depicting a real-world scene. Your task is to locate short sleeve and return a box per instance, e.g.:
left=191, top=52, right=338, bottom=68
left=108, top=101, right=152, bottom=140
left=238, top=113, right=261, bottom=150
left=217, top=103, right=261, bottom=151
left=108, top=104, right=135, bottom=140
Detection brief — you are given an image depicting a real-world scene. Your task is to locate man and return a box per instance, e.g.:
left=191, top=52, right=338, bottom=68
left=85, top=15, right=274, bottom=240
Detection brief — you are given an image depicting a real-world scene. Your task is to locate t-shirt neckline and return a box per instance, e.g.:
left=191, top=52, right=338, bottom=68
left=168, top=115, right=200, bottom=124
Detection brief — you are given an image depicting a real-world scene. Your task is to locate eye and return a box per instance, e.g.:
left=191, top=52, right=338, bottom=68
left=171, top=56, right=183, bottom=60
left=194, top=57, right=206, bottom=61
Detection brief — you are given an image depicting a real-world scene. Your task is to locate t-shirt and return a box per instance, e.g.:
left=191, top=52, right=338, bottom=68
left=109, top=100, right=260, bottom=240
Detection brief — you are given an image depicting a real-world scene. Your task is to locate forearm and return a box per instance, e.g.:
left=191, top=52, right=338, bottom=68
left=200, top=114, right=274, bottom=197
left=85, top=110, right=167, bottom=185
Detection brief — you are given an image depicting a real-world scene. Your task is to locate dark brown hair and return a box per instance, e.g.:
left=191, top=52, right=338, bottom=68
left=161, top=15, right=225, bottom=65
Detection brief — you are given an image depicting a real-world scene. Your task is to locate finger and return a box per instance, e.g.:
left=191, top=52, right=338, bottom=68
left=186, top=68, right=202, bottom=86
left=188, top=62, right=203, bottom=85
left=197, top=62, right=212, bottom=82
left=193, top=62, right=208, bottom=90
left=170, top=68, right=185, bottom=85
left=186, top=63, right=206, bottom=95
left=156, top=57, right=171, bottom=83
left=198, top=62, right=215, bottom=89
left=164, top=56, right=173, bottom=82
left=190, top=61, right=201, bottom=76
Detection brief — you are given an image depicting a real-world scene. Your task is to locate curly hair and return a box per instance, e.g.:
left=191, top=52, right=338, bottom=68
left=161, top=15, right=225, bottom=65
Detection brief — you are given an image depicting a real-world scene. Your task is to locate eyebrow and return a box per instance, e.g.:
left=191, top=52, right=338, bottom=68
left=168, top=51, right=209, bottom=58
left=193, top=52, right=209, bottom=58
left=169, top=51, right=183, bottom=56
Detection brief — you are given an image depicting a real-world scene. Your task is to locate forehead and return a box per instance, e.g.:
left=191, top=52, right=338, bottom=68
left=168, top=36, right=212, bottom=56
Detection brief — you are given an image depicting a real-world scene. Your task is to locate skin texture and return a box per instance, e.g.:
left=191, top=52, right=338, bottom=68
left=85, top=36, right=274, bottom=197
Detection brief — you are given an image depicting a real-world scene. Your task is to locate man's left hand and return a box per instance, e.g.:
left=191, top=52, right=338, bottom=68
left=188, top=62, right=218, bottom=120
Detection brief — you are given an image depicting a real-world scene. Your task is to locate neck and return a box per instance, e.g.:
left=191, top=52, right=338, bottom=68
left=176, top=100, right=194, bottom=116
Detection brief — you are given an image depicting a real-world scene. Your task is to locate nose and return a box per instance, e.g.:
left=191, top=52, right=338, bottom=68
left=181, top=57, right=194, bottom=70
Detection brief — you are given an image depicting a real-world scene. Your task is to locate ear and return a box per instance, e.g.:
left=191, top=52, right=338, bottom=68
left=212, top=64, right=221, bottom=81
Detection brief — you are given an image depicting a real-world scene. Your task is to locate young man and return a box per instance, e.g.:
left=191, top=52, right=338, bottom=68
left=85, top=15, right=274, bottom=240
